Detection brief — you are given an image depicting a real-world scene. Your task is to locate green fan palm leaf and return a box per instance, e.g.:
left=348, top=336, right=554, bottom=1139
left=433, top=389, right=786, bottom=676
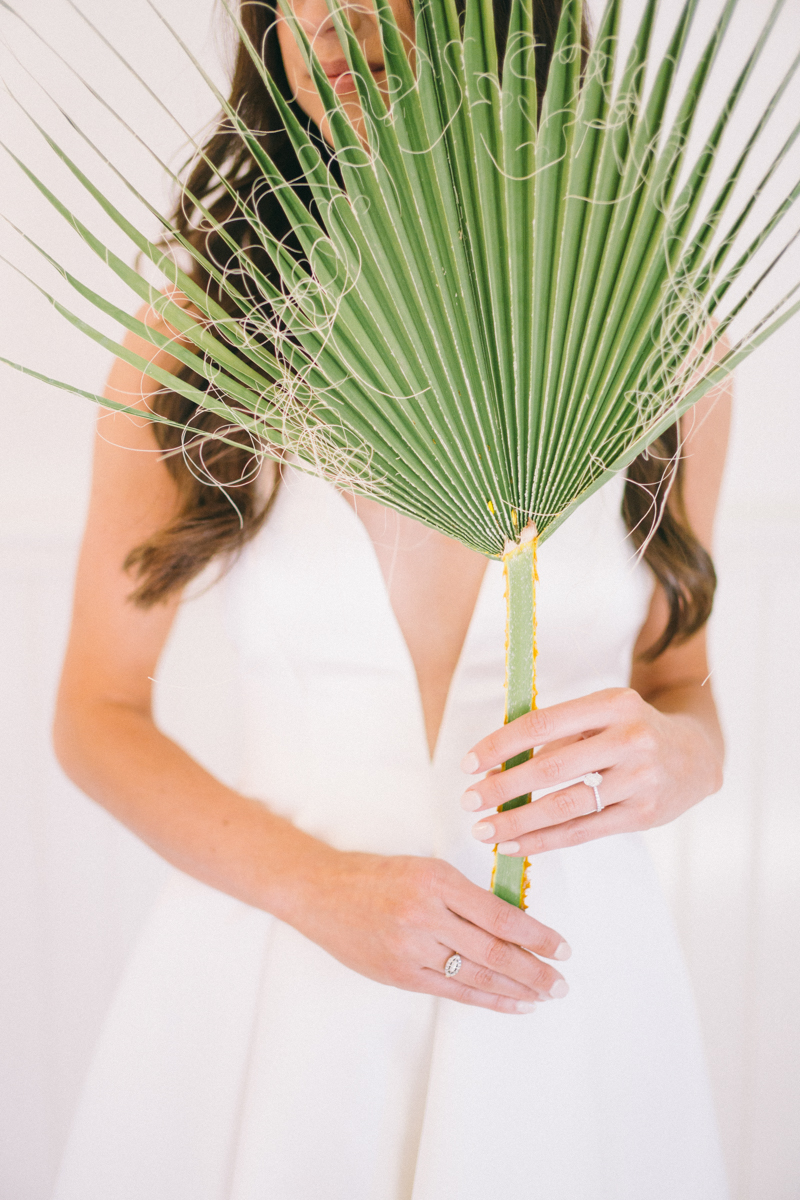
left=2, top=0, right=800, bottom=905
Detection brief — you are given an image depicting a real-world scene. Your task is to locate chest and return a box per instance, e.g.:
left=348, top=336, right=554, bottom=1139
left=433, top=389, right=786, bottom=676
left=225, top=467, right=653, bottom=712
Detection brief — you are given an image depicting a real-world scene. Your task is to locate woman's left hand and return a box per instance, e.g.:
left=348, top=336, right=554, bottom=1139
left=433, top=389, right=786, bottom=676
left=460, top=687, right=724, bottom=856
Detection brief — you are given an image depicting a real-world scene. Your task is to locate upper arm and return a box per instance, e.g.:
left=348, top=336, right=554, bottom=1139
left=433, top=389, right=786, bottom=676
left=629, top=367, right=733, bottom=698
left=56, top=305, right=190, bottom=720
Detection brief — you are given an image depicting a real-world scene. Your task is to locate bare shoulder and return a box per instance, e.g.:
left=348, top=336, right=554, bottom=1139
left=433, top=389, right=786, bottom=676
left=679, top=331, right=733, bottom=548
left=98, top=290, right=198, bottom=450
left=90, top=300, right=188, bottom=556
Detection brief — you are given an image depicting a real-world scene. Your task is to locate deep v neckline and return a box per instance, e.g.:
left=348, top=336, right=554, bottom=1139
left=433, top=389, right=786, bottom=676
left=325, top=480, right=492, bottom=765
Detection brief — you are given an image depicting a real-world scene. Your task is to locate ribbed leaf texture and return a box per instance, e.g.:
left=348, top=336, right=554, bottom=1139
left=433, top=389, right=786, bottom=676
left=2, top=0, right=800, bottom=555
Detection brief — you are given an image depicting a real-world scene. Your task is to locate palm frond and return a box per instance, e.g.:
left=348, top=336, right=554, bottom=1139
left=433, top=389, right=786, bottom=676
left=3, top=0, right=797, bottom=554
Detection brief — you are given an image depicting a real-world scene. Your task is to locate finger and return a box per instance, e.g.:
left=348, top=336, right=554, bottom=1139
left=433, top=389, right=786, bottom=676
left=461, top=729, right=620, bottom=813
left=498, top=799, right=640, bottom=857
left=441, top=914, right=568, bottom=999
left=537, top=734, right=589, bottom=754
left=471, top=769, right=625, bottom=849
left=417, top=968, right=540, bottom=1015
left=461, top=687, right=639, bottom=773
left=426, top=942, right=545, bottom=1003
left=446, top=875, right=571, bottom=961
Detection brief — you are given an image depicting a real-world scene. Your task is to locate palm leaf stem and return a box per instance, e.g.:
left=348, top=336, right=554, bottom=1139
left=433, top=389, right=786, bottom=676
left=492, top=532, right=537, bottom=907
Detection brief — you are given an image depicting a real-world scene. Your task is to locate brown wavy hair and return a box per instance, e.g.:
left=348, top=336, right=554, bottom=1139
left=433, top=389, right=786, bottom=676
left=126, top=0, right=715, bottom=658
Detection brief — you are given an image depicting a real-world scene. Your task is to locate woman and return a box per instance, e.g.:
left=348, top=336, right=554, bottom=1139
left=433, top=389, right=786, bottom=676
left=51, top=0, right=732, bottom=1196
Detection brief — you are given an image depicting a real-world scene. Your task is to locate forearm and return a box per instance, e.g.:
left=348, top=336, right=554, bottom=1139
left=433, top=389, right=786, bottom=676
left=53, top=699, right=335, bottom=921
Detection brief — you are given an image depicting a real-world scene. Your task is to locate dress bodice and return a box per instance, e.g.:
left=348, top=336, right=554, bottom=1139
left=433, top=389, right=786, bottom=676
left=223, top=467, right=653, bottom=874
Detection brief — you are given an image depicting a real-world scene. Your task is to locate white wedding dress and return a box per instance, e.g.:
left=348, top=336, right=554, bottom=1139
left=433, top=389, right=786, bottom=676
left=52, top=467, right=729, bottom=1199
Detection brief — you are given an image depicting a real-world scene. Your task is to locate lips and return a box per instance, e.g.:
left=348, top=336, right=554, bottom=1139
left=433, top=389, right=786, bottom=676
left=319, top=60, right=385, bottom=96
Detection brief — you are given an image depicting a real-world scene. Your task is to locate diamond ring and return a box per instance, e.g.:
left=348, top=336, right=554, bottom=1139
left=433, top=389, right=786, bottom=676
left=444, top=953, right=462, bottom=977
left=582, top=772, right=604, bottom=813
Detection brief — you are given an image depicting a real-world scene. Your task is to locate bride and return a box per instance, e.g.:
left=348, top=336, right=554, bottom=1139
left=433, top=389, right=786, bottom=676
left=52, top=0, right=731, bottom=1196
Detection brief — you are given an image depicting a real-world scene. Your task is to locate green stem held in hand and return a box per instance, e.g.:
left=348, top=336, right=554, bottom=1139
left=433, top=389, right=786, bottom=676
left=492, top=526, right=538, bottom=908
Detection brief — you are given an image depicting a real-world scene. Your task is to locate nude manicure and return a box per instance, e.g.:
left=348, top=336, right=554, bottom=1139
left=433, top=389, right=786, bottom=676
left=471, top=822, right=495, bottom=841
left=549, top=980, right=569, bottom=999
left=553, top=942, right=572, bottom=961
left=515, top=1001, right=537, bottom=1014
left=496, top=840, right=520, bottom=855
left=460, top=791, right=482, bottom=812
left=461, top=752, right=480, bottom=773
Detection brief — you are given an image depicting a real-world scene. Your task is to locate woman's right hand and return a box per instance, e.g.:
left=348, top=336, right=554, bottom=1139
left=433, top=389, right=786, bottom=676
left=289, top=849, right=571, bottom=1013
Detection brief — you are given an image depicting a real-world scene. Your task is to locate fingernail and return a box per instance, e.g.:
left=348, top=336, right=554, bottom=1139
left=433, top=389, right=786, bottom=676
left=515, top=1001, right=537, bottom=1014
left=460, top=791, right=482, bottom=812
left=461, top=751, right=480, bottom=774
left=496, top=840, right=520, bottom=855
left=553, top=941, right=572, bottom=961
left=471, top=821, right=495, bottom=841
left=549, top=979, right=569, bottom=999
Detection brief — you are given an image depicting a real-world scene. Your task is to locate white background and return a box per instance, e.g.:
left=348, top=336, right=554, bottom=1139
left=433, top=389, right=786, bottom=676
left=0, top=1, right=799, bottom=1196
